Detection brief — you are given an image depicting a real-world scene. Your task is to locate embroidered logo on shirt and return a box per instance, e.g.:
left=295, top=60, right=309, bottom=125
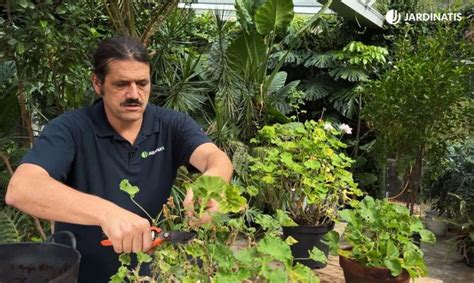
left=141, top=146, right=165, bottom=158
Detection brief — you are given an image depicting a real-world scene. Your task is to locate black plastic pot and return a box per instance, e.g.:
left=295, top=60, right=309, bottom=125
left=282, top=222, right=334, bottom=269
left=0, top=231, right=81, bottom=283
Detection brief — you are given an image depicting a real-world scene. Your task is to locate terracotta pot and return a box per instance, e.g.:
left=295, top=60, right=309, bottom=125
left=339, top=255, right=410, bottom=283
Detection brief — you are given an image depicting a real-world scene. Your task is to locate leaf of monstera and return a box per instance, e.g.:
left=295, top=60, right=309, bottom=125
left=255, top=0, right=294, bottom=35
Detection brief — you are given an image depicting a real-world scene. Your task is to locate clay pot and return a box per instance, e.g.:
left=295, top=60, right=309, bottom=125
left=339, top=255, right=410, bottom=283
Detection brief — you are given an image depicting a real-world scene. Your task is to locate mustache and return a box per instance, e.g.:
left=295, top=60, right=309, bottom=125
left=120, top=99, right=143, bottom=107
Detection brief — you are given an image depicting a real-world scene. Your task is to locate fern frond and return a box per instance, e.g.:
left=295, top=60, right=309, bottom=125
left=0, top=207, right=34, bottom=243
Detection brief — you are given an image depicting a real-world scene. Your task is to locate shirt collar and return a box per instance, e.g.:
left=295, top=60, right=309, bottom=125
left=89, top=98, right=159, bottom=138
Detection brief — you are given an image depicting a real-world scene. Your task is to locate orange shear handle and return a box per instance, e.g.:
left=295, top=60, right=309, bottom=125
left=100, top=226, right=163, bottom=248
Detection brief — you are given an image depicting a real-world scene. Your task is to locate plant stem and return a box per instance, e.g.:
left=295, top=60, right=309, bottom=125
left=131, top=197, right=155, bottom=224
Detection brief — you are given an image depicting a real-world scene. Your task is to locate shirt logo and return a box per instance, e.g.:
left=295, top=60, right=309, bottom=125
left=141, top=146, right=165, bottom=158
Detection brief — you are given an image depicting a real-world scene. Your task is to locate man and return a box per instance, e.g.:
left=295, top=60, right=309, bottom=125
left=5, top=36, right=233, bottom=282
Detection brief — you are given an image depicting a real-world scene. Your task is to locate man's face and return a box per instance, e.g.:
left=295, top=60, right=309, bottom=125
left=92, top=59, right=151, bottom=124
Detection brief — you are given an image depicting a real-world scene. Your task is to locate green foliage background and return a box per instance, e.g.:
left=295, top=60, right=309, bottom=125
left=0, top=0, right=471, bottom=248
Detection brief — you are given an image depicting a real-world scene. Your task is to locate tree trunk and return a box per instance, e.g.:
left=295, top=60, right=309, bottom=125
left=409, top=147, right=424, bottom=214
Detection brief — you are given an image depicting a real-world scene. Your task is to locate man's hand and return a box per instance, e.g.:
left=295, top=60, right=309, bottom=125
left=183, top=188, right=219, bottom=228
left=100, top=205, right=153, bottom=254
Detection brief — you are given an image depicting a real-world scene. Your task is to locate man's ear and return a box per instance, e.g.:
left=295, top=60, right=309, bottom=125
left=91, top=74, right=102, bottom=96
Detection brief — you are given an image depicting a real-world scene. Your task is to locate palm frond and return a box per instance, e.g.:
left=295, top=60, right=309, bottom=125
left=0, top=61, right=16, bottom=86
left=156, top=53, right=210, bottom=113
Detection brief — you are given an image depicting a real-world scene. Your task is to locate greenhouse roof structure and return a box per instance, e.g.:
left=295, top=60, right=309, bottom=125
left=178, top=0, right=385, bottom=29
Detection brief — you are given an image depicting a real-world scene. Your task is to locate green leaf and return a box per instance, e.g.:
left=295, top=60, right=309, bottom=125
left=419, top=229, right=436, bottom=244
left=322, top=231, right=340, bottom=254
left=262, top=266, right=288, bottom=283
left=383, top=258, right=403, bottom=276
left=285, top=236, right=298, bottom=245
left=267, top=71, right=287, bottom=93
left=308, top=247, right=327, bottom=264
left=255, top=214, right=280, bottom=230
left=227, top=32, right=266, bottom=77
left=221, top=184, right=247, bottom=213
left=118, top=253, right=131, bottom=265
left=136, top=252, right=152, bottom=263
left=385, top=240, right=399, bottom=259
left=255, top=0, right=294, bottom=35
left=257, top=236, right=292, bottom=263
left=235, top=247, right=258, bottom=265
left=289, top=263, right=319, bottom=283
left=276, top=209, right=297, bottom=227
left=15, top=43, right=25, bottom=55
left=18, top=0, right=28, bottom=8
left=119, top=179, right=139, bottom=198
left=109, top=266, right=128, bottom=283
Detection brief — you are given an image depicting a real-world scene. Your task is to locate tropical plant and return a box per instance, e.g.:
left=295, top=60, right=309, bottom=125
left=440, top=193, right=474, bottom=265
left=110, top=176, right=324, bottom=282
left=423, top=138, right=474, bottom=214
left=215, top=0, right=333, bottom=141
left=99, top=0, right=179, bottom=46
left=324, top=196, right=436, bottom=278
left=246, top=120, right=362, bottom=225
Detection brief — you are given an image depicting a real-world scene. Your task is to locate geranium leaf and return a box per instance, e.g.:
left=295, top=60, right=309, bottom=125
left=119, top=179, right=139, bottom=198
left=257, top=236, right=292, bottom=263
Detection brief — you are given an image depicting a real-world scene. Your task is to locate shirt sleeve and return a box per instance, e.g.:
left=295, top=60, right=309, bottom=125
left=20, top=116, right=76, bottom=181
left=173, top=113, right=212, bottom=169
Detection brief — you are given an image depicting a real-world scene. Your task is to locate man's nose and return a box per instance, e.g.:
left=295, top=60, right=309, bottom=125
left=126, top=82, right=139, bottom=98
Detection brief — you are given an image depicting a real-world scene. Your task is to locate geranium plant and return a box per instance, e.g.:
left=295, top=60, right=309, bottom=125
left=324, top=196, right=436, bottom=278
left=247, top=120, right=362, bottom=225
left=111, top=176, right=325, bottom=282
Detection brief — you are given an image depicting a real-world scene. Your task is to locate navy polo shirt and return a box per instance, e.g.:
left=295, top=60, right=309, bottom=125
left=21, top=98, right=211, bottom=282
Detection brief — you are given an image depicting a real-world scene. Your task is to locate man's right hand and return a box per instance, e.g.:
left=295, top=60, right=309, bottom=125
left=100, top=206, right=152, bottom=254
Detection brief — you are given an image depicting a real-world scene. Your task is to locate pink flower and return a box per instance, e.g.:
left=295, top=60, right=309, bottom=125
left=339, top=123, right=352, bottom=135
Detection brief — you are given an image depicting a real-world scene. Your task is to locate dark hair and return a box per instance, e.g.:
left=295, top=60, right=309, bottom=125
left=93, top=36, right=150, bottom=83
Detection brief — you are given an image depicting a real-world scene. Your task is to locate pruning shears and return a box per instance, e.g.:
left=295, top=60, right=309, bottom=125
left=100, top=226, right=196, bottom=249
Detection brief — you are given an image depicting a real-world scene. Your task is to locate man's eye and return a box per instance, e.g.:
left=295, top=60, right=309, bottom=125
left=116, top=83, right=128, bottom=88
left=137, top=81, right=149, bottom=87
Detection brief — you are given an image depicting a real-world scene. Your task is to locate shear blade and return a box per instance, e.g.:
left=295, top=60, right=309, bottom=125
left=167, top=231, right=197, bottom=244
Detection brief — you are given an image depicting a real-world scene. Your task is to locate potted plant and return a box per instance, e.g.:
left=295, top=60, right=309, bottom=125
left=246, top=120, right=362, bottom=268
left=441, top=193, right=474, bottom=268
left=110, top=176, right=325, bottom=282
left=324, top=196, right=436, bottom=283
left=423, top=139, right=473, bottom=237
